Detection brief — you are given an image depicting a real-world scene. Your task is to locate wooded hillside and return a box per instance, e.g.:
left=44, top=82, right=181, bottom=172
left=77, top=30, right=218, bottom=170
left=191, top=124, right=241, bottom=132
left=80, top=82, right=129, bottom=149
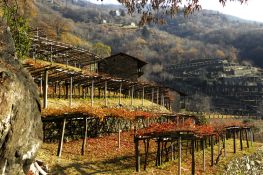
left=28, top=0, right=263, bottom=81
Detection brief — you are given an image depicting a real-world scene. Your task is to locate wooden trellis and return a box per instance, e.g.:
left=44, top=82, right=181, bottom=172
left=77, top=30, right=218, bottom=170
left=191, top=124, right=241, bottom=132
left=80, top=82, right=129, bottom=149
left=29, top=33, right=101, bottom=68
left=23, top=61, right=173, bottom=109
left=42, top=114, right=195, bottom=158
left=134, top=124, right=254, bottom=175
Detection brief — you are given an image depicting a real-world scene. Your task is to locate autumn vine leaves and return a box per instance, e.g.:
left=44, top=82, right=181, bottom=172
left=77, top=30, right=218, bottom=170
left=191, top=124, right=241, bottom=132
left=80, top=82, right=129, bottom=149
left=137, top=118, right=251, bottom=138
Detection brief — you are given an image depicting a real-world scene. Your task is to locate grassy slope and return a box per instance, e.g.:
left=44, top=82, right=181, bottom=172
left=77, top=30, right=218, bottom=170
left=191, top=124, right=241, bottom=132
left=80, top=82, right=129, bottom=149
left=37, top=131, right=262, bottom=175
left=46, top=98, right=171, bottom=114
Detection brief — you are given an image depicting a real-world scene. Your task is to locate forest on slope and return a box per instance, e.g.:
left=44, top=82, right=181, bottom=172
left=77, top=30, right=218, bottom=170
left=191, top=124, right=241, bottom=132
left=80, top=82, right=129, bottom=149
left=29, top=0, right=263, bottom=82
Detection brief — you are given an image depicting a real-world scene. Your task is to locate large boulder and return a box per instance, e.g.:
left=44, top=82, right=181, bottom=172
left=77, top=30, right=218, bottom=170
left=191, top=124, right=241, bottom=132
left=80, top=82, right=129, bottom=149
left=0, top=21, right=43, bottom=174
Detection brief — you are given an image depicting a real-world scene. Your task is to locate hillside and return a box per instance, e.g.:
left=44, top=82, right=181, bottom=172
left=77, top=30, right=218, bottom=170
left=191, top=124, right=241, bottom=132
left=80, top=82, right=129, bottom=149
left=27, top=0, right=263, bottom=114
left=32, top=0, right=263, bottom=69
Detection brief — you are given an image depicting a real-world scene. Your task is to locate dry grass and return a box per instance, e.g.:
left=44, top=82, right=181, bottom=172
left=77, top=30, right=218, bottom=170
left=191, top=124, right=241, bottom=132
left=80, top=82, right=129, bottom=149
left=45, top=98, right=171, bottom=114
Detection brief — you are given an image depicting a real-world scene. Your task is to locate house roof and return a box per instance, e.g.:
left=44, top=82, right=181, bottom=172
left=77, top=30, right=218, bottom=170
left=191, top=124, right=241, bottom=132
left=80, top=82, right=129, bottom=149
left=101, top=52, right=148, bottom=67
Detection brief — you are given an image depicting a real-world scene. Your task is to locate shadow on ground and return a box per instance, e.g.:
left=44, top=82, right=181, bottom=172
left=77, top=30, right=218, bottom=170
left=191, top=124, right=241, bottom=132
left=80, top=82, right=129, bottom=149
left=51, top=155, right=136, bottom=175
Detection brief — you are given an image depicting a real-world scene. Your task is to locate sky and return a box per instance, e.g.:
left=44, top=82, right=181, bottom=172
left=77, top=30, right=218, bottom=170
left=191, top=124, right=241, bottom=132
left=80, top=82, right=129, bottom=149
left=87, top=0, right=263, bottom=23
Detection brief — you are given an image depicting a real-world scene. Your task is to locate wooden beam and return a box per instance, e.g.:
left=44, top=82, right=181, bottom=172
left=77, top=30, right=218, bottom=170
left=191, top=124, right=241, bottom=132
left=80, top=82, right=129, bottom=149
left=57, top=118, right=66, bottom=157
left=43, top=70, right=48, bottom=109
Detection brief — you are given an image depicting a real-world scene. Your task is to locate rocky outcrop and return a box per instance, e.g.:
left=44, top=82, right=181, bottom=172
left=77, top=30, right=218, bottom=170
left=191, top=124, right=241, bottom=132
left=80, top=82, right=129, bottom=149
left=224, top=146, right=263, bottom=175
left=0, top=21, right=43, bottom=174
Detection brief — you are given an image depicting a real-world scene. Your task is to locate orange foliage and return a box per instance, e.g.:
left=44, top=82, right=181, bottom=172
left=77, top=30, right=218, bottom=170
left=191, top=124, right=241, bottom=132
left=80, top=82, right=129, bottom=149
left=137, top=118, right=250, bottom=138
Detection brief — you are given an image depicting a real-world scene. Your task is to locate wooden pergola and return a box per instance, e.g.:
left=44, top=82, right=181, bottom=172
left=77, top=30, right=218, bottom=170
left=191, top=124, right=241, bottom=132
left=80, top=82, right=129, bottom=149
left=29, top=31, right=101, bottom=68
left=23, top=60, right=173, bottom=109
left=134, top=124, right=254, bottom=175
left=41, top=113, right=198, bottom=158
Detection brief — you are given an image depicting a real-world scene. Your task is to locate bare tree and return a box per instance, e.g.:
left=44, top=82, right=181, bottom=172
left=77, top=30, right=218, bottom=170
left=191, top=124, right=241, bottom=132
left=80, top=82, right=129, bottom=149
left=117, top=0, right=249, bottom=25
left=49, top=14, right=71, bottom=39
left=186, top=94, right=212, bottom=113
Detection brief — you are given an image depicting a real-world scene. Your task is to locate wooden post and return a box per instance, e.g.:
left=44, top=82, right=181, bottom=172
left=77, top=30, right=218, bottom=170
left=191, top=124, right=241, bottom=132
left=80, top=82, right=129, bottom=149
left=211, top=136, right=214, bottom=166
left=240, top=129, right=243, bottom=151
left=104, top=81, right=108, bottom=106
left=156, top=139, right=161, bottom=166
left=50, top=45, right=53, bottom=62
left=151, top=88, right=154, bottom=105
left=91, top=80, right=94, bottom=107
left=69, top=77, right=73, bottom=107
left=224, top=134, right=226, bottom=157
left=192, top=137, right=195, bottom=175
left=144, top=139, right=150, bottom=170
left=43, top=70, right=48, bottom=109
left=218, top=136, right=220, bottom=161
left=246, top=128, right=249, bottom=148
left=83, top=87, right=86, bottom=99
left=81, top=117, right=88, bottom=155
left=161, top=93, right=164, bottom=106
left=131, top=85, right=134, bottom=106
left=58, top=82, right=61, bottom=99
left=135, top=138, right=140, bottom=172
left=119, top=82, right=122, bottom=105
left=118, top=121, right=121, bottom=148
left=156, top=88, right=159, bottom=105
left=142, top=86, right=145, bottom=106
left=57, top=118, right=66, bottom=157
left=178, top=136, right=182, bottom=175
left=78, top=85, right=81, bottom=98
left=250, top=129, right=253, bottom=146
left=54, top=82, right=57, bottom=97
left=171, top=142, right=174, bottom=160
left=233, top=129, right=236, bottom=153
left=202, top=139, right=205, bottom=172
left=65, top=82, right=69, bottom=99
left=40, top=77, right=43, bottom=97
